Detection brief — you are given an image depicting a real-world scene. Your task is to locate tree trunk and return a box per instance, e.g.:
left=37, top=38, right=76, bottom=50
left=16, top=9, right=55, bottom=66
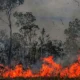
left=29, top=31, right=32, bottom=63
left=8, top=14, right=12, bottom=67
left=41, top=35, right=44, bottom=57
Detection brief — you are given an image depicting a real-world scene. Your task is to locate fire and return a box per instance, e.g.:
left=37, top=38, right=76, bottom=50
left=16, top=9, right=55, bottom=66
left=0, top=56, right=80, bottom=78
left=60, top=56, right=80, bottom=78
left=39, top=56, right=62, bottom=77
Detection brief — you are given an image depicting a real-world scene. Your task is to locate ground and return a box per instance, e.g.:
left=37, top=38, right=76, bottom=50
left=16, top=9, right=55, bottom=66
left=1, top=77, right=80, bottom=80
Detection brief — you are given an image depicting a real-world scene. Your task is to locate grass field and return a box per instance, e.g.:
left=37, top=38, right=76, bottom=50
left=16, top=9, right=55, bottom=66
left=0, top=77, right=80, bottom=80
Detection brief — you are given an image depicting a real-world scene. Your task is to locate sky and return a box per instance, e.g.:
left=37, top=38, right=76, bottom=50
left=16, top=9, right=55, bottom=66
left=0, top=0, right=80, bottom=41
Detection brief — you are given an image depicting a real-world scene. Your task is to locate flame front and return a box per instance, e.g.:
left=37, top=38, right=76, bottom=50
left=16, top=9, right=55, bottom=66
left=0, top=56, right=80, bottom=78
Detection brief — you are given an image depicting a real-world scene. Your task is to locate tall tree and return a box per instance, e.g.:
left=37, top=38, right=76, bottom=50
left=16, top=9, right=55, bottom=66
left=14, top=12, right=39, bottom=64
left=0, top=29, right=8, bottom=65
left=14, top=12, right=39, bottom=45
left=64, top=19, right=80, bottom=56
left=0, top=0, right=24, bottom=66
left=12, top=33, right=24, bottom=67
left=38, top=28, right=46, bottom=56
left=38, top=28, right=51, bottom=57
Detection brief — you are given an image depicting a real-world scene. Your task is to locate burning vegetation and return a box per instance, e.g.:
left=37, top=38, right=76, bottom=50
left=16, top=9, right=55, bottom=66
left=0, top=56, right=80, bottom=79
left=0, top=0, right=80, bottom=80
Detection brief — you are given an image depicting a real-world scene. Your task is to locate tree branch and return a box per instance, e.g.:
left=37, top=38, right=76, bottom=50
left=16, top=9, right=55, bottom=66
left=60, top=19, right=64, bottom=25
left=0, top=17, right=8, bottom=24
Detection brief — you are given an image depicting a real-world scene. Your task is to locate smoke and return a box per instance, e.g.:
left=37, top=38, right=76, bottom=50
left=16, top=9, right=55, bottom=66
left=31, top=60, right=42, bottom=73
left=55, top=54, right=78, bottom=67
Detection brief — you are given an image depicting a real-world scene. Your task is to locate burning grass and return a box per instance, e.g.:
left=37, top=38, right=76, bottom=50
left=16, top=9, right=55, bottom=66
left=0, top=56, right=80, bottom=79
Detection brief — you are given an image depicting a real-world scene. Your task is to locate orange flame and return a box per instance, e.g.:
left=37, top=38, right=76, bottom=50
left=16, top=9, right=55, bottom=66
left=0, top=56, right=80, bottom=78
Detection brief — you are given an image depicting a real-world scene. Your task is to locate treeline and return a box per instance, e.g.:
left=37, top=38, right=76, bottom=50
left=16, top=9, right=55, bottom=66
left=0, top=0, right=80, bottom=68
left=0, top=12, right=64, bottom=67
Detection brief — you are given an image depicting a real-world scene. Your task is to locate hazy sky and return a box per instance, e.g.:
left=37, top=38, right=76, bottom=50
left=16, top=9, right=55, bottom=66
left=0, top=0, right=80, bottom=41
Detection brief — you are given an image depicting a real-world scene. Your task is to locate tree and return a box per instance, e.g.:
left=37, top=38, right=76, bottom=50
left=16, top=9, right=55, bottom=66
left=0, top=0, right=24, bottom=66
left=64, top=19, right=80, bottom=57
left=38, top=28, right=46, bottom=57
left=52, top=40, right=64, bottom=58
left=14, top=12, right=39, bottom=45
left=12, top=33, right=24, bottom=67
left=38, top=28, right=64, bottom=58
left=14, top=12, right=39, bottom=64
left=0, top=29, right=8, bottom=65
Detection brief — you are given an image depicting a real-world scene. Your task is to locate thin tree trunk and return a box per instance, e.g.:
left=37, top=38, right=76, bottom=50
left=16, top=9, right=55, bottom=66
left=29, top=31, right=32, bottom=64
left=41, top=35, right=44, bottom=57
left=8, top=13, right=12, bottom=67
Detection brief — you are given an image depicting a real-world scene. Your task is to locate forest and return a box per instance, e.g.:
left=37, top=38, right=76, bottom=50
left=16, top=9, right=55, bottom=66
left=0, top=0, right=80, bottom=80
